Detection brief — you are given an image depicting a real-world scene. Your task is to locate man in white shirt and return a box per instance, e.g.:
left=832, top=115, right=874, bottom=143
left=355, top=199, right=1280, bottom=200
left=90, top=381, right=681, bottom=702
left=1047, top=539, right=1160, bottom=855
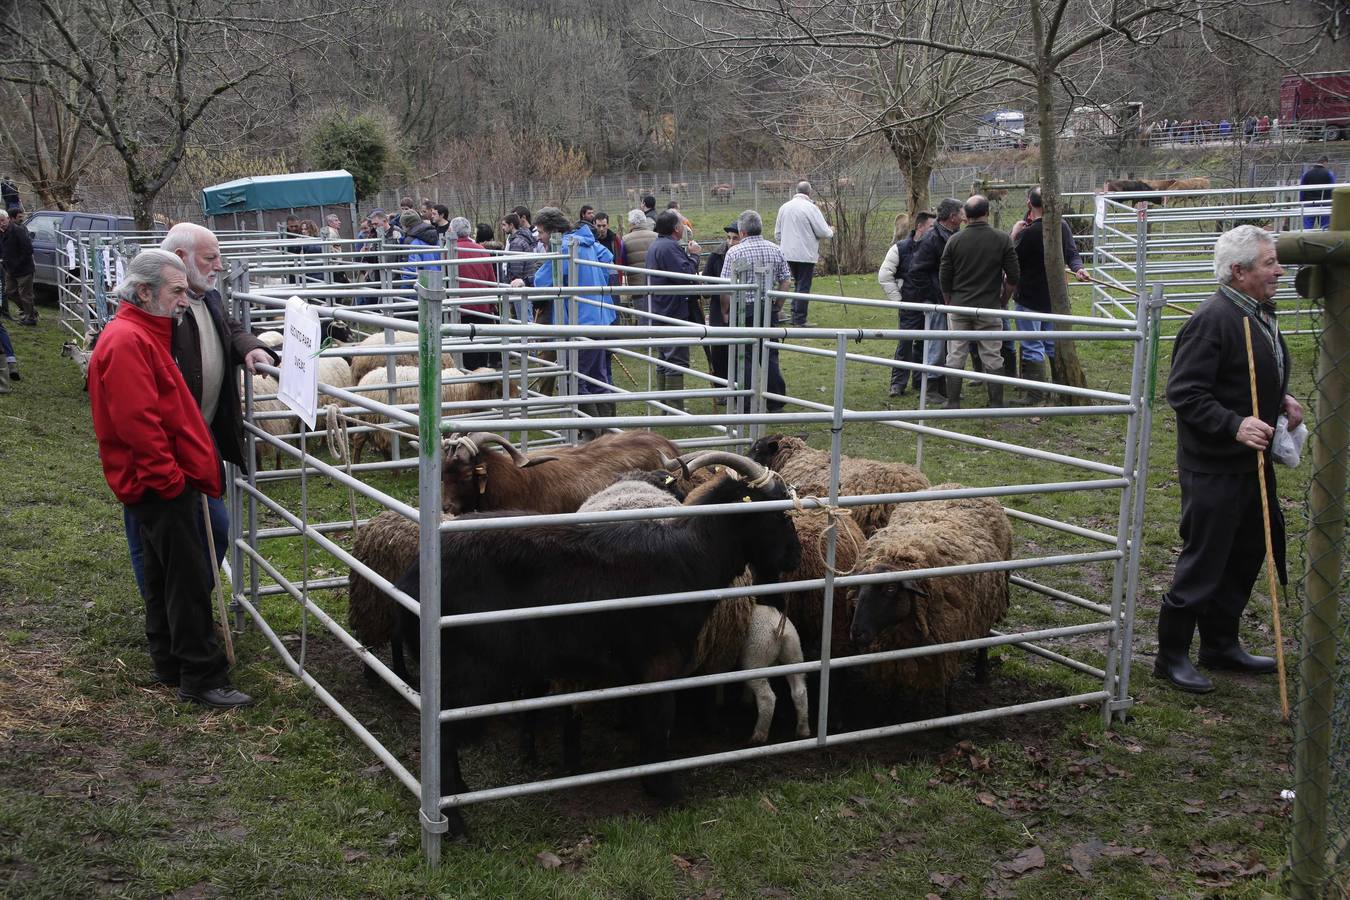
left=774, top=181, right=834, bottom=326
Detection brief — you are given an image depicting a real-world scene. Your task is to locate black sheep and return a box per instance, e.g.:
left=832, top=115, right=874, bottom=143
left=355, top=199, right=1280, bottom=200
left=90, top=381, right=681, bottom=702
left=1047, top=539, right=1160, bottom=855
left=395, top=451, right=802, bottom=838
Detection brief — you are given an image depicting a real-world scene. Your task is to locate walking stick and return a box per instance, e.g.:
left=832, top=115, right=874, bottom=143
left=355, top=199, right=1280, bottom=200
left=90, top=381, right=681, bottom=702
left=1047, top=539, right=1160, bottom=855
left=201, top=494, right=236, bottom=667
left=1242, top=317, right=1290, bottom=724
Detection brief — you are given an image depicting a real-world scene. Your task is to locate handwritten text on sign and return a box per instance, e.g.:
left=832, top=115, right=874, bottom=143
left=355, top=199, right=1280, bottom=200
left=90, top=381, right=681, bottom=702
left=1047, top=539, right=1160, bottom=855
left=277, top=296, right=321, bottom=429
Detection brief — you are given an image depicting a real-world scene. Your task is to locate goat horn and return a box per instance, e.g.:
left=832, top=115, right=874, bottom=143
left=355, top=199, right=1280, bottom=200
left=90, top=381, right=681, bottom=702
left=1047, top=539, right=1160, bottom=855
left=659, top=454, right=693, bottom=481
left=680, top=451, right=771, bottom=483
left=455, top=431, right=531, bottom=467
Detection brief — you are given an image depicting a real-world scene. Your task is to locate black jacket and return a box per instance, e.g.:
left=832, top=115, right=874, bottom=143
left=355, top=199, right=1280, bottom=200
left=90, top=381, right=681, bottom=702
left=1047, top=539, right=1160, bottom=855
left=1013, top=218, right=1083, bottom=314
left=1, top=222, right=34, bottom=276
left=504, top=228, right=540, bottom=285
left=1299, top=164, right=1335, bottom=203
left=893, top=235, right=924, bottom=302
left=1167, top=290, right=1290, bottom=474
left=906, top=220, right=954, bottom=304
left=404, top=220, right=441, bottom=247
left=173, top=289, right=277, bottom=468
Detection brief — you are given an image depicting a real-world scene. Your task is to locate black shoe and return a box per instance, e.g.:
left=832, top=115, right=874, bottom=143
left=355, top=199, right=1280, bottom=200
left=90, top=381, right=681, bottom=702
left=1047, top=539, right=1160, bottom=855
left=178, top=686, right=253, bottom=708
left=888, top=383, right=904, bottom=398
left=1153, top=604, right=1214, bottom=693
left=20, top=318, right=37, bottom=327
left=8, top=370, right=18, bottom=382
left=1198, top=614, right=1277, bottom=673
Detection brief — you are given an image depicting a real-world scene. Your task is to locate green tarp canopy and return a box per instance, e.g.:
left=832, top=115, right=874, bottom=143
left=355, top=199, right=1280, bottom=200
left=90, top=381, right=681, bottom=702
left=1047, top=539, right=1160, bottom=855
left=200, top=170, right=355, bottom=216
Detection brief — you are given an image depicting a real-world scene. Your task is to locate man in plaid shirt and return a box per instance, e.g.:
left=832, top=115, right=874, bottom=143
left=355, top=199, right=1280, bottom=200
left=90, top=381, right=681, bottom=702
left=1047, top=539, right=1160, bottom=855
left=718, top=209, right=791, bottom=412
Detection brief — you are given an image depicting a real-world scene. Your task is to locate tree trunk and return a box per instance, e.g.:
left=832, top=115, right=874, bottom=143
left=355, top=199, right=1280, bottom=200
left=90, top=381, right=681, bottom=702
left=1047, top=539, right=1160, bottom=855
left=884, top=127, right=933, bottom=220
left=905, top=158, right=933, bottom=222
left=1034, top=65, right=1087, bottom=396
left=130, top=181, right=158, bottom=231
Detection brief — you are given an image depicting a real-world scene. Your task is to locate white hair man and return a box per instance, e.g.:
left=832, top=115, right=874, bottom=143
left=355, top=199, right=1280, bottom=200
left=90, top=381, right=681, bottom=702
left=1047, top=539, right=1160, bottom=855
left=1156, top=224, right=1304, bottom=694
left=773, top=180, right=834, bottom=326
left=87, top=250, right=252, bottom=708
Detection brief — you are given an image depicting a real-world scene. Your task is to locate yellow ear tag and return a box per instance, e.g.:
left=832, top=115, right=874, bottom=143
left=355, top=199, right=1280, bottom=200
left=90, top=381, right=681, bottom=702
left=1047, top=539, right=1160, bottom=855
left=741, top=495, right=752, bottom=502
left=664, top=475, right=675, bottom=485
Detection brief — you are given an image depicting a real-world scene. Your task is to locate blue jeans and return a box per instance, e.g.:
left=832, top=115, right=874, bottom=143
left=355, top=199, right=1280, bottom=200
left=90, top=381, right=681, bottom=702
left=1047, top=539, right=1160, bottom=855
left=923, top=309, right=947, bottom=378
left=0, top=318, right=13, bottom=360
left=125, top=494, right=229, bottom=600
left=1014, top=303, right=1052, bottom=363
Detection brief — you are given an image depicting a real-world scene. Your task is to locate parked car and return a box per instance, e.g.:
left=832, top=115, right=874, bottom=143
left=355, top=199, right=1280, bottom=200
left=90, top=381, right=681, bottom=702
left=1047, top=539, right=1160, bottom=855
left=24, top=210, right=165, bottom=296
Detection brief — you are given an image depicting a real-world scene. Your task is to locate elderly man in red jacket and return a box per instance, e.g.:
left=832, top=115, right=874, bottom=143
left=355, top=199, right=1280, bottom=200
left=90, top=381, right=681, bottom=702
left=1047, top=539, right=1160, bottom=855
left=87, top=249, right=251, bottom=709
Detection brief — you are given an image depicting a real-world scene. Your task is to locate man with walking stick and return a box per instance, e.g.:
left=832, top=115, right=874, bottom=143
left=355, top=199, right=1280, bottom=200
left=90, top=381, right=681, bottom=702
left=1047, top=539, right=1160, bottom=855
left=1155, top=225, right=1302, bottom=695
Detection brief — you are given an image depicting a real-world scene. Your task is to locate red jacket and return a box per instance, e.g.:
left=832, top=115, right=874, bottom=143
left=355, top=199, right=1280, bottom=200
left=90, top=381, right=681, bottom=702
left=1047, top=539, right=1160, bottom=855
left=455, top=237, right=498, bottom=315
left=88, top=302, right=223, bottom=503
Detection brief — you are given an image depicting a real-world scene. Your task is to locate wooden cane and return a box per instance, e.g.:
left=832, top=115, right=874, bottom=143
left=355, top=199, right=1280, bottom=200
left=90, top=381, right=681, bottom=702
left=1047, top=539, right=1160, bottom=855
left=1241, top=317, right=1290, bottom=723
left=201, top=494, right=237, bottom=667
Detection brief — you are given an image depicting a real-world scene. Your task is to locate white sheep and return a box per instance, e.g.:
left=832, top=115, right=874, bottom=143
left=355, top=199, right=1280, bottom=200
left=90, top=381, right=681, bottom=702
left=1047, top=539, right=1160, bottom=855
left=347, top=365, right=515, bottom=463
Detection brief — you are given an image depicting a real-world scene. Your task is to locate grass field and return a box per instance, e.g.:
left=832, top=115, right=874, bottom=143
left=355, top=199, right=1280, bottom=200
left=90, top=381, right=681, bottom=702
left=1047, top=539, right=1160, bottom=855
left=0, top=274, right=1316, bottom=898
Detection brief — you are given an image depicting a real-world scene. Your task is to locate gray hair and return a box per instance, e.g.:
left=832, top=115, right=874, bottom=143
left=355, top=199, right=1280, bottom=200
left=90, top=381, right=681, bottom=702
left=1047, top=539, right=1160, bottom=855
left=796, top=181, right=812, bottom=195
left=936, top=198, right=963, bottom=222
left=449, top=216, right=472, bottom=239
left=160, top=221, right=213, bottom=256
left=736, top=209, right=763, bottom=236
left=0, top=209, right=9, bottom=221
left=1214, top=224, right=1275, bottom=284
left=114, top=249, right=186, bottom=304
left=627, top=208, right=649, bottom=228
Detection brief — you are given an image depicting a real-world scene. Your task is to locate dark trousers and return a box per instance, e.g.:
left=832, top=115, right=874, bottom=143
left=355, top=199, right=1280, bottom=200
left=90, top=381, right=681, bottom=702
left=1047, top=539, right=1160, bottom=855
left=701, top=298, right=733, bottom=386
left=738, top=307, right=787, bottom=412
left=1164, top=468, right=1285, bottom=619
left=787, top=261, right=815, bottom=325
left=4, top=270, right=35, bottom=322
left=461, top=308, right=497, bottom=371
left=576, top=348, right=613, bottom=395
left=891, top=307, right=927, bottom=389
left=128, top=489, right=230, bottom=691
left=125, top=494, right=228, bottom=600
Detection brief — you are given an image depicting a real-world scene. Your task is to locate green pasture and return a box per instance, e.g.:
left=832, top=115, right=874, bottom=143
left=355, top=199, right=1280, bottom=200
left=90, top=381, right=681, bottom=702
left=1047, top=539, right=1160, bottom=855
left=0, top=275, right=1314, bottom=898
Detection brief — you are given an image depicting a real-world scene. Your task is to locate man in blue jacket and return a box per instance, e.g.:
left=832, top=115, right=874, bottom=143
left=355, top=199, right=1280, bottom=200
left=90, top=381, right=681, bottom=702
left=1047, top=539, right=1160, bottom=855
left=645, top=209, right=703, bottom=411
left=530, top=207, right=617, bottom=429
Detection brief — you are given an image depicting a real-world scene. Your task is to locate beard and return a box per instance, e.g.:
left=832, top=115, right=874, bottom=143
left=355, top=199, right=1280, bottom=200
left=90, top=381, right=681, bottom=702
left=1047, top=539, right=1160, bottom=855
left=185, top=262, right=212, bottom=294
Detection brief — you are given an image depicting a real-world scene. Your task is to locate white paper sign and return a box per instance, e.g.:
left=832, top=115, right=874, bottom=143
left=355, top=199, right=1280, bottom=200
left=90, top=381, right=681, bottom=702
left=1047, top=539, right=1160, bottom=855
left=1093, top=194, right=1106, bottom=228
left=114, top=256, right=125, bottom=286
left=277, top=296, right=321, bottom=430
left=66, top=238, right=77, bottom=268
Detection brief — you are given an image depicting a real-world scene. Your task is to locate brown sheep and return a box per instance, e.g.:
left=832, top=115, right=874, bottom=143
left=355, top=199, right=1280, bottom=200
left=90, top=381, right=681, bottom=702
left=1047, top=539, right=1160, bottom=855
left=346, top=509, right=447, bottom=684
left=848, top=484, right=1013, bottom=699
left=747, top=434, right=931, bottom=536
left=440, top=430, right=681, bottom=516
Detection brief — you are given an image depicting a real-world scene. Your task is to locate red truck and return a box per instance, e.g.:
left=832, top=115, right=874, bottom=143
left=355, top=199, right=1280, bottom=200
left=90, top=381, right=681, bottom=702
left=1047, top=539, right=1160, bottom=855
left=1280, top=71, right=1350, bottom=141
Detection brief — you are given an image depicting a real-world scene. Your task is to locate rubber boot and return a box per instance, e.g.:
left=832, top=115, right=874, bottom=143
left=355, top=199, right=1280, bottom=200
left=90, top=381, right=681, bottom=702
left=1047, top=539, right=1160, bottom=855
left=943, top=374, right=963, bottom=410
left=577, top=402, right=600, bottom=442
left=1012, top=359, right=1047, bottom=406
left=1153, top=603, right=1214, bottom=693
left=0, top=361, right=10, bottom=394
left=666, top=374, right=685, bottom=412
left=1198, top=612, right=1277, bottom=673
left=925, top=377, right=946, bottom=405
left=985, top=365, right=1004, bottom=408
left=7, top=359, right=17, bottom=382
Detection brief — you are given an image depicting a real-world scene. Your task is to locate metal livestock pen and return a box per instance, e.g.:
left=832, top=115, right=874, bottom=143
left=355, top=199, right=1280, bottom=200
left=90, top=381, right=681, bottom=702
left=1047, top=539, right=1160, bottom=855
left=67, top=227, right=1158, bottom=864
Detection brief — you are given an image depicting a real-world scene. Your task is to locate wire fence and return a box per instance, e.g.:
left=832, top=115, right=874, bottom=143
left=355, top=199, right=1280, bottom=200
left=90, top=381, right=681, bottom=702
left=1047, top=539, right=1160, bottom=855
left=1285, top=186, right=1349, bottom=899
